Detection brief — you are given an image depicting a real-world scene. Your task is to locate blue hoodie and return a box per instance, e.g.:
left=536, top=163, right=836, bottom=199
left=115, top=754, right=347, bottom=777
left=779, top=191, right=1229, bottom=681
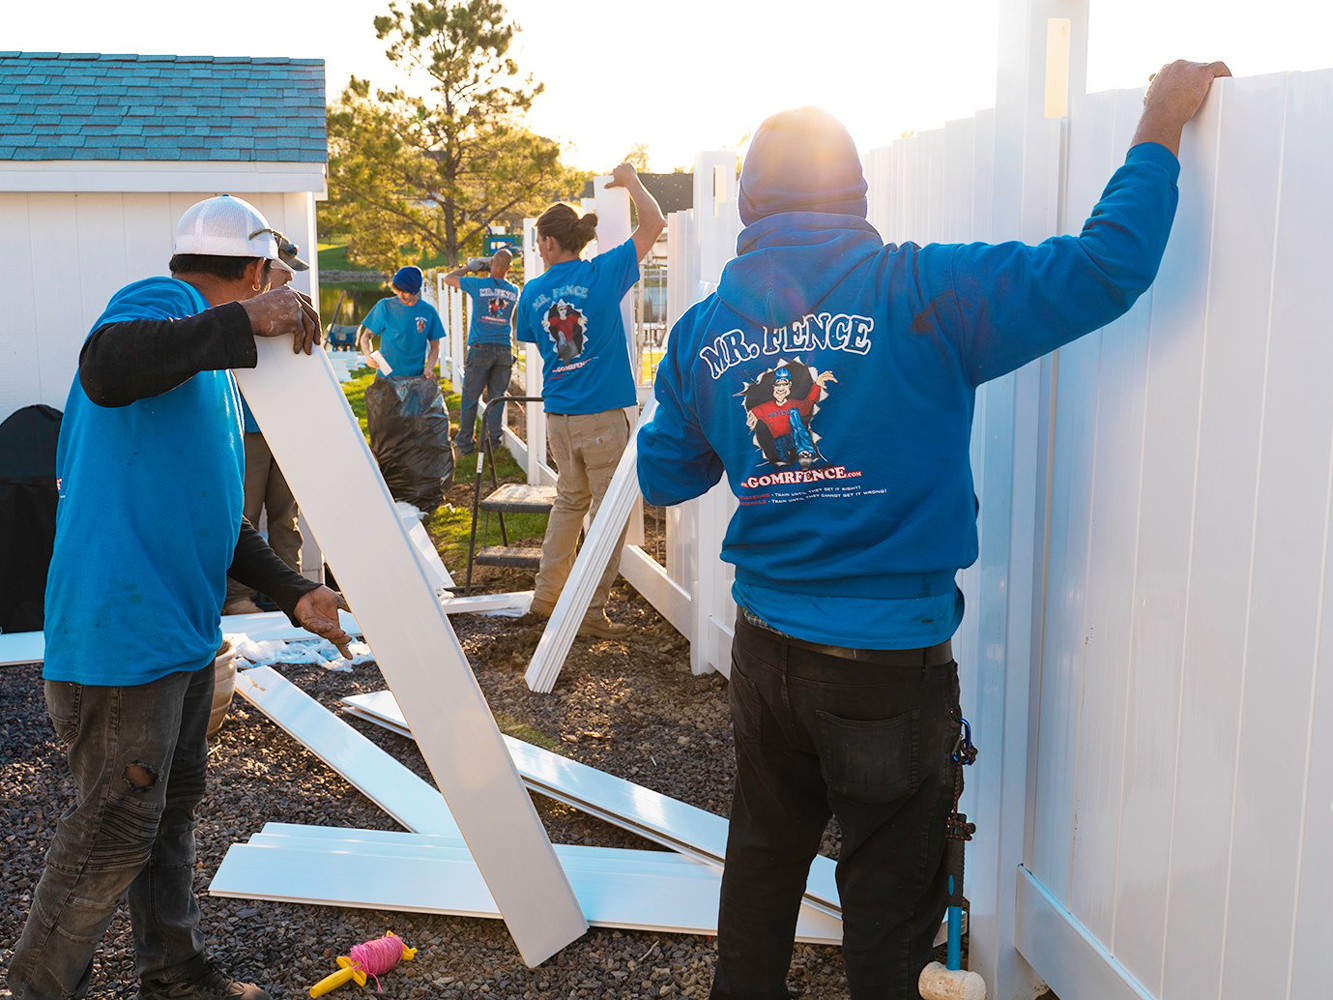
left=638, top=141, right=1180, bottom=649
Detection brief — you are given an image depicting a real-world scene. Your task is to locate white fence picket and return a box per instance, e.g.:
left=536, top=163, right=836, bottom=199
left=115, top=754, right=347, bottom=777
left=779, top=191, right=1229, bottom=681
left=1159, top=71, right=1288, bottom=1000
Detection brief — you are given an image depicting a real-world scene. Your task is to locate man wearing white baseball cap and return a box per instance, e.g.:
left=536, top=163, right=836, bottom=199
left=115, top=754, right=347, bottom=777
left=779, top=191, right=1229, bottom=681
left=8, top=195, right=347, bottom=1000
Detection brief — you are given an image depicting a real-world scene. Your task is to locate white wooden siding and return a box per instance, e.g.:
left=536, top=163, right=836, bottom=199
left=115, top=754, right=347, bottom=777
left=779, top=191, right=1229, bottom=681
left=0, top=187, right=318, bottom=423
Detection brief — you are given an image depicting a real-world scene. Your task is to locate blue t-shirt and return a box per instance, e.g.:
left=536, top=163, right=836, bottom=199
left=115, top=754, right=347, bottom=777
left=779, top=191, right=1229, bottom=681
left=459, top=276, right=518, bottom=347
left=44, top=277, right=246, bottom=685
left=516, top=239, right=639, bottom=415
left=241, top=395, right=259, bottom=434
left=361, top=296, right=445, bottom=376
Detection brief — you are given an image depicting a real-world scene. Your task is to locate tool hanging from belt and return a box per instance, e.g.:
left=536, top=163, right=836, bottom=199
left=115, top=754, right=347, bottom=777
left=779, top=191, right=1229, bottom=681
left=945, top=716, right=978, bottom=970
left=920, top=716, right=986, bottom=1000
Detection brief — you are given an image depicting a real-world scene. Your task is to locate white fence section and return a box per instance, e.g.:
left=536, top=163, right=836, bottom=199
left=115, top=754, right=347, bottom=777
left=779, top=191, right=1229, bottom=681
left=858, top=26, right=1333, bottom=1000
left=494, top=1, right=1333, bottom=995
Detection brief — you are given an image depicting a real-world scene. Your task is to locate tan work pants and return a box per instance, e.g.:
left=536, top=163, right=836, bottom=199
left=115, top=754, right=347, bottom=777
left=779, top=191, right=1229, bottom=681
left=225, top=432, right=302, bottom=605
left=533, top=409, right=631, bottom=614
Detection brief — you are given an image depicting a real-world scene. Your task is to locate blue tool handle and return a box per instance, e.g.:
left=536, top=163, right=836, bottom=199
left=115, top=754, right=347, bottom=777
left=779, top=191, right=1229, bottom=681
left=945, top=836, right=966, bottom=970
left=947, top=895, right=963, bottom=970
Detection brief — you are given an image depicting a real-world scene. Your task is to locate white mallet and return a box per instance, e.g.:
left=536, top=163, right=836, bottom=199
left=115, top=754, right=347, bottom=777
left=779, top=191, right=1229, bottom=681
left=919, top=961, right=987, bottom=1000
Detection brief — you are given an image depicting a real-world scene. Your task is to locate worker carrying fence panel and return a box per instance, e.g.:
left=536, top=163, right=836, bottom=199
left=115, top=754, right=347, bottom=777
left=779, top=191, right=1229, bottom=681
left=9, top=194, right=354, bottom=1000
left=637, top=60, right=1229, bottom=1000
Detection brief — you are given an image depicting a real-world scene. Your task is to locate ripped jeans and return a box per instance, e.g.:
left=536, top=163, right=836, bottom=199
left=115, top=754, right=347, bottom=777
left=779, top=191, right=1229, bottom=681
left=7, top=666, right=213, bottom=999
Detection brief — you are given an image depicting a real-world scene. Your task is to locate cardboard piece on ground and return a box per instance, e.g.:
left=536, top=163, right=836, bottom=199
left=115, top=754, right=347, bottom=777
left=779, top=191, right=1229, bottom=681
left=210, top=826, right=844, bottom=945
left=525, top=398, right=658, bottom=693
left=234, top=340, right=585, bottom=966
left=340, top=688, right=842, bottom=916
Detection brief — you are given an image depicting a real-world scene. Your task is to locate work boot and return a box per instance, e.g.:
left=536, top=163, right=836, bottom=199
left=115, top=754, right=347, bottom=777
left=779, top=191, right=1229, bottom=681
left=140, top=958, right=271, bottom=1000
left=528, top=596, right=556, bottom=618
left=579, top=612, right=630, bottom=640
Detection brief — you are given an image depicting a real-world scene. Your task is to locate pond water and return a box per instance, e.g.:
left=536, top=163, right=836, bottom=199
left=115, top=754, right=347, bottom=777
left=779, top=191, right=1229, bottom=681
left=319, top=284, right=390, bottom=327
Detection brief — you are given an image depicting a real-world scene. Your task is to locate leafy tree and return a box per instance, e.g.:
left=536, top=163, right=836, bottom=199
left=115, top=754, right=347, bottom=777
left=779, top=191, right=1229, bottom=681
left=325, top=0, right=582, bottom=271
left=622, top=142, right=651, bottom=171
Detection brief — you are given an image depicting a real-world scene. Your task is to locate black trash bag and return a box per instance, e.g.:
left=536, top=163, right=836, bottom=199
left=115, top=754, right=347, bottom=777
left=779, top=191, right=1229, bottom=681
left=365, top=375, right=454, bottom=514
left=0, top=404, right=62, bottom=633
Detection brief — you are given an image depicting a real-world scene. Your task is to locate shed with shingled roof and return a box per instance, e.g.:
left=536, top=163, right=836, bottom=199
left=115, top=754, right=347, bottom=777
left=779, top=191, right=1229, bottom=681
left=0, top=51, right=328, bottom=423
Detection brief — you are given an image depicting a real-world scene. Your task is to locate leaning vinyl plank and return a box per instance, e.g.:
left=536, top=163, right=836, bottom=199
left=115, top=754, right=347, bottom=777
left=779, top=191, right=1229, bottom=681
left=340, top=689, right=842, bottom=916
left=235, top=339, right=585, bottom=966
left=524, top=399, right=658, bottom=693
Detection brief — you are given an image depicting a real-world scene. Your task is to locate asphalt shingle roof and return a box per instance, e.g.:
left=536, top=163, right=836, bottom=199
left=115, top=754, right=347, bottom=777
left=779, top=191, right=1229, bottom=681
left=0, top=52, right=326, bottom=163
left=581, top=173, right=694, bottom=215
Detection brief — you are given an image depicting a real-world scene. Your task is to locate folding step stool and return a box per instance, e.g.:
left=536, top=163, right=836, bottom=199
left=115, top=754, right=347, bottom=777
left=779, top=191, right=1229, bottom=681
left=464, top=395, right=555, bottom=594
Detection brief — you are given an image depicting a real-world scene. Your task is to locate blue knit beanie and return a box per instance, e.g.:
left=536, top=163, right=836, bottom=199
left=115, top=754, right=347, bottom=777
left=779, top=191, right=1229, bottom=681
left=392, top=265, right=424, bottom=295
left=738, top=107, right=868, bottom=226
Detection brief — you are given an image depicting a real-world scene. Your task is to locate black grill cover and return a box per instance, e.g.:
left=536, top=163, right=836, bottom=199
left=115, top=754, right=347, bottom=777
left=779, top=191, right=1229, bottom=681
left=0, top=405, right=62, bottom=633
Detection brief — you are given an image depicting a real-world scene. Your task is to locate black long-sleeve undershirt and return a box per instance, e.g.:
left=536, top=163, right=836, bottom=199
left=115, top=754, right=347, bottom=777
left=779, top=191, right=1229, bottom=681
left=78, top=301, right=256, bottom=407
left=230, top=519, right=320, bottom=619
left=78, top=299, right=320, bottom=619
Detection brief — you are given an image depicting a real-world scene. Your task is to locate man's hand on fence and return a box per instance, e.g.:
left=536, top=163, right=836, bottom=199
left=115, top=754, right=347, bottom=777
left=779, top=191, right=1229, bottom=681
left=1133, top=60, right=1232, bottom=156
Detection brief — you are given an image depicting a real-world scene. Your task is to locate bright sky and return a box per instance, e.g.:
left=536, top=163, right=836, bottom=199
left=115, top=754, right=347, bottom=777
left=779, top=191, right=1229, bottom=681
left=9, top=1, right=1333, bottom=171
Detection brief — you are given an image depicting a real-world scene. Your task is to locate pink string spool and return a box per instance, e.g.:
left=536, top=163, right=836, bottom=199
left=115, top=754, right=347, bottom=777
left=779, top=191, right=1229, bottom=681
left=348, top=934, right=407, bottom=992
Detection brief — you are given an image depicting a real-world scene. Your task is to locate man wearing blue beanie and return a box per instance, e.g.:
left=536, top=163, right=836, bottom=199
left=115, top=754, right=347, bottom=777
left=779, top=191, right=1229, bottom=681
left=356, top=264, right=445, bottom=379
left=638, top=60, right=1229, bottom=999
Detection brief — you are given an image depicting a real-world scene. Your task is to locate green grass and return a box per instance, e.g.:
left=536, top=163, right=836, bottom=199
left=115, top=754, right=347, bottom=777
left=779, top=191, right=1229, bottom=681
left=342, top=366, right=374, bottom=435
left=341, top=366, right=549, bottom=569
left=495, top=714, right=565, bottom=753
left=319, top=238, right=453, bottom=273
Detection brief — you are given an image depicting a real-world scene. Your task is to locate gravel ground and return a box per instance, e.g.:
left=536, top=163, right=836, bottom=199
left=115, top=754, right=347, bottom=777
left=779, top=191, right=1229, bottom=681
left=0, top=582, right=853, bottom=999
left=0, top=581, right=1056, bottom=999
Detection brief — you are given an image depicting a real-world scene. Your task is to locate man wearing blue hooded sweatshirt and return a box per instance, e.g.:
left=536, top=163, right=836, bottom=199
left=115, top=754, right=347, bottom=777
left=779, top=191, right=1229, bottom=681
left=637, top=60, right=1229, bottom=999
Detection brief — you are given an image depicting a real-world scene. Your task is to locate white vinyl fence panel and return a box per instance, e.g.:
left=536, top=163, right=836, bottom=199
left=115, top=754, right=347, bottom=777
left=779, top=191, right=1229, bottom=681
left=862, top=65, right=1333, bottom=1000
left=1028, top=69, right=1333, bottom=1000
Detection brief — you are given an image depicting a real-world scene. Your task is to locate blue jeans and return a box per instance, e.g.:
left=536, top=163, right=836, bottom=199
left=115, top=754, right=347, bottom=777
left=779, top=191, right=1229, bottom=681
left=456, top=343, right=513, bottom=453
left=7, top=667, right=214, bottom=998
left=772, top=410, right=816, bottom=464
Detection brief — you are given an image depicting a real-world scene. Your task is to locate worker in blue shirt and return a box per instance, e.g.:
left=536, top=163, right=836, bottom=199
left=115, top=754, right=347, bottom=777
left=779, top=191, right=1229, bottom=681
left=357, top=265, right=445, bottom=378
left=637, top=60, right=1229, bottom=1000
left=445, top=248, right=520, bottom=456
left=517, top=163, right=665, bottom=639
left=8, top=195, right=353, bottom=1000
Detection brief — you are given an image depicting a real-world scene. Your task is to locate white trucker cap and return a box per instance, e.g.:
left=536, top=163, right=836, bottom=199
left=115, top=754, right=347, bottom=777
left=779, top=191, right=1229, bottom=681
left=173, top=195, right=281, bottom=260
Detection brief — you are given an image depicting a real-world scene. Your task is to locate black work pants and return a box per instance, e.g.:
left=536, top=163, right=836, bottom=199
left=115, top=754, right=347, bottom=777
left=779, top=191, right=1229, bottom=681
left=711, top=615, right=961, bottom=1000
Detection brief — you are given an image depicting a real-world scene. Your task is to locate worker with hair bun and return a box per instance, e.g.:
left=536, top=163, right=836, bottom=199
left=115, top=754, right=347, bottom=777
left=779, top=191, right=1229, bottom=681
left=517, top=162, right=665, bottom=639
